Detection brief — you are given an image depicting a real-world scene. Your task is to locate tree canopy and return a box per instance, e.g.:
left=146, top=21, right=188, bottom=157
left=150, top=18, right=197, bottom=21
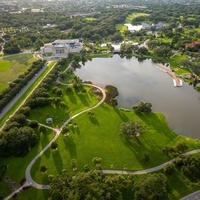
left=132, top=101, right=152, bottom=113
left=120, top=121, right=143, bottom=139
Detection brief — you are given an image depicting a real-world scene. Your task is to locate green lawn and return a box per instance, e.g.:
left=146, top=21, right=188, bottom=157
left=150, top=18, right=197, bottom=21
left=0, top=129, right=54, bottom=197
left=167, top=168, right=200, bottom=199
left=28, top=85, right=99, bottom=128
left=0, top=54, right=38, bottom=90
left=31, top=104, right=199, bottom=184
left=126, top=13, right=150, bottom=23
left=15, top=188, right=50, bottom=200
left=0, top=61, right=11, bottom=72
left=0, top=83, right=8, bottom=93
left=85, top=17, right=97, bottom=21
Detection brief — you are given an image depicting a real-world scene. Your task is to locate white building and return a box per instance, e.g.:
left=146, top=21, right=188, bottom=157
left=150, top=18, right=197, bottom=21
left=40, top=39, right=83, bottom=57
left=124, top=22, right=165, bottom=32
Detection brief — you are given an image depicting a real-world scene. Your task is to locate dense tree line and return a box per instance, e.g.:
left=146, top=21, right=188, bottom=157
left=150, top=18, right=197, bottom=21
left=0, top=109, right=38, bottom=157
left=49, top=170, right=169, bottom=200
left=0, top=60, right=45, bottom=113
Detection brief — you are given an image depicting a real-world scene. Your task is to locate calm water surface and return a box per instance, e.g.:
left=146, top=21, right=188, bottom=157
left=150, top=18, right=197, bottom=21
left=75, top=55, right=200, bottom=139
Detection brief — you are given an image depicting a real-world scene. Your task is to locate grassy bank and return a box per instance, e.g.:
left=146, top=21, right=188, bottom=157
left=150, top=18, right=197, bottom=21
left=31, top=103, right=199, bottom=184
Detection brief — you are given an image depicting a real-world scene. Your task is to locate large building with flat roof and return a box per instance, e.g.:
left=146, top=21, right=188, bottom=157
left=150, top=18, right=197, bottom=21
left=40, top=39, right=83, bottom=57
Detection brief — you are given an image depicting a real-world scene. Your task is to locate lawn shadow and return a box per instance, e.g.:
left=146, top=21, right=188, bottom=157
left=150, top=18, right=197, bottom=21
left=68, top=90, right=78, bottom=105
left=136, top=112, right=175, bottom=138
left=52, top=150, right=64, bottom=173
left=64, top=136, right=77, bottom=159
left=121, top=135, right=163, bottom=168
left=78, top=92, right=90, bottom=106
left=89, top=116, right=100, bottom=126
left=113, top=107, right=129, bottom=121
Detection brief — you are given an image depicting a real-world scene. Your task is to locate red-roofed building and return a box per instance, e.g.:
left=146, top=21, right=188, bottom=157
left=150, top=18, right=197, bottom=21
left=185, top=41, right=200, bottom=47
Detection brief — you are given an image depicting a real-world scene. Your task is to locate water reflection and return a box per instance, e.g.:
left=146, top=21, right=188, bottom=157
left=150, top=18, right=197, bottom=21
left=75, top=55, right=200, bottom=139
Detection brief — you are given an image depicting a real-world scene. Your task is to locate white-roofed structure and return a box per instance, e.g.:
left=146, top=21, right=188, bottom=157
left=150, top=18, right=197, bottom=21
left=40, top=39, right=83, bottom=57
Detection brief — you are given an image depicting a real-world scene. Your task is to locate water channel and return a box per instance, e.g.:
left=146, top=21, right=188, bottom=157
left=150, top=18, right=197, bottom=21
left=75, top=55, right=200, bottom=139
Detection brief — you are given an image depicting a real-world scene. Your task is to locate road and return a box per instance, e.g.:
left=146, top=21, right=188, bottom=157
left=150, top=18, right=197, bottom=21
left=180, top=190, right=200, bottom=200
left=0, top=61, right=56, bottom=129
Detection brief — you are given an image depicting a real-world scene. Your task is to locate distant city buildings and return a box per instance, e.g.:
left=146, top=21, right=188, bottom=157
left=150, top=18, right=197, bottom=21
left=40, top=39, right=83, bottom=57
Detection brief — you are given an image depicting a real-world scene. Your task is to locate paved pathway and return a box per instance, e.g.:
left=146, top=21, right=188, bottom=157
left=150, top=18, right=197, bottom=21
left=156, top=65, right=182, bottom=87
left=102, top=149, right=200, bottom=175
left=24, top=83, right=106, bottom=189
left=180, top=190, right=200, bottom=200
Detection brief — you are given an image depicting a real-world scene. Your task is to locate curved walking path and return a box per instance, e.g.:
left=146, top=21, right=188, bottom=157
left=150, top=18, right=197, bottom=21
left=156, top=65, right=182, bottom=87
left=102, top=149, right=200, bottom=175
left=3, top=81, right=200, bottom=199
left=25, top=84, right=106, bottom=188
left=3, top=83, right=106, bottom=200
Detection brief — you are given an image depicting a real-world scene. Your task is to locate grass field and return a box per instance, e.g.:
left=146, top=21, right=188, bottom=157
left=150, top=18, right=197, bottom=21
left=126, top=13, right=150, bottom=23
left=85, top=17, right=97, bottom=21
left=0, top=83, right=8, bottom=93
left=15, top=188, right=50, bottom=200
left=0, top=53, right=38, bottom=91
left=115, top=24, right=128, bottom=33
left=31, top=104, right=199, bottom=184
left=28, top=85, right=99, bottom=127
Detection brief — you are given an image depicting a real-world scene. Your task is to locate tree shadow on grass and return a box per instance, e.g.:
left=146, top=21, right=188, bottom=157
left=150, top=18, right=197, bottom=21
left=167, top=171, right=193, bottom=199
left=121, top=135, right=163, bottom=168
left=89, top=116, right=100, bottom=126
left=40, top=131, right=54, bottom=158
left=113, top=107, right=129, bottom=122
left=52, top=150, right=63, bottom=173
left=64, top=136, right=77, bottom=159
left=68, top=90, right=78, bottom=105
left=136, top=112, right=175, bottom=139
left=78, top=92, right=90, bottom=106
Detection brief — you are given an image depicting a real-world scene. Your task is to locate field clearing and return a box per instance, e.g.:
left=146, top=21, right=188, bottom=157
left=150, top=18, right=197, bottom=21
left=0, top=53, right=38, bottom=91
left=126, top=12, right=150, bottom=23
left=0, top=83, right=8, bottom=93
left=31, top=104, right=199, bottom=184
left=85, top=17, right=97, bottom=21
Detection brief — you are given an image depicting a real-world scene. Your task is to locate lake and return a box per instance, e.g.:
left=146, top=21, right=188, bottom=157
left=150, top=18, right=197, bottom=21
left=75, top=55, right=200, bottom=139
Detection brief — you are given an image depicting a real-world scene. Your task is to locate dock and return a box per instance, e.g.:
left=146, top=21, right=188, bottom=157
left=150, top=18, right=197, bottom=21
left=156, top=65, right=182, bottom=87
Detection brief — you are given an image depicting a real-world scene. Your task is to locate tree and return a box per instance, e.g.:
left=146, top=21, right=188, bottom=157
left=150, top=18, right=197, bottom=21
left=162, top=145, right=174, bottom=156
left=120, top=121, right=143, bottom=139
left=51, top=142, right=58, bottom=150
left=154, top=46, right=172, bottom=58
left=28, top=120, right=38, bottom=128
left=92, top=157, right=102, bottom=167
left=50, top=170, right=132, bottom=200
left=134, top=173, right=169, bottom=200
left=176, top=141, right=188, bottom=153
left=70, top=159, right=77, bottom=171
left=181, top=155, right=200, bottom=180
left=142, top=152, right=150, bottom=162
left=40, top=165, right=47, bottom=173
left=163, top=163, right=175, bottom=176
left=38, top=125, right=47, bottom=134
left=0, top=127, right=38, bottom=157
left=132, top=101, right=152, bottom=113
left=110, top=98, right=118, bottom=107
